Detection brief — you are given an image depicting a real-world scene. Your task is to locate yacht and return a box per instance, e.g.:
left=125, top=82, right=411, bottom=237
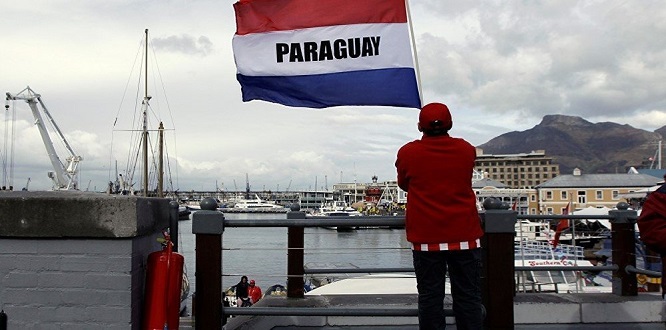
left=233, top=194, right=284, bottom=210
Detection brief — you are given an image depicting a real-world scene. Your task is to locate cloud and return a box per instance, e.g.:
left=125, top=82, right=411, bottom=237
left=413, top=0, right=666, bottom=123
left=2, top=0, right=666, bottom=191
left=151, top=34, right=214, bottom=56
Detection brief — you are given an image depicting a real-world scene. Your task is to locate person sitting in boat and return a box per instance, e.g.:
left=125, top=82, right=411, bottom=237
left=248, top=279, right=263, bottom=305
left=235, top=275, right=251, bottom=306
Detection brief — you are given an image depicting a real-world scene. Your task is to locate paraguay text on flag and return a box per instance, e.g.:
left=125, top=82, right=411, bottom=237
left=232, top=0, right=422, bottom=109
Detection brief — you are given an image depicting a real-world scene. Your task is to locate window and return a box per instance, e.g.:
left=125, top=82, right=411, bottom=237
left=546, top=191, right=553, bottom=200
left=531, top=194, right=536, bottom=201
left=596, top=190, right=603, bottom=200
left=577, top=191, right=586, bottom=204
left=546, top=207, right=553, bottom=214
left=561, top=191, right=567, bottom=200
left=612, top=190, right=619, bottom=200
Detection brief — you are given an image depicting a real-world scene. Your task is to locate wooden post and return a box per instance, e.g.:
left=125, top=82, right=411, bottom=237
left=287, top=208, right=306, bottom=298
left=609, top=203, right=638, bottom=296
left=481, top=198, right=515, bottom=330
left=192, top=198, right=224, bottom=329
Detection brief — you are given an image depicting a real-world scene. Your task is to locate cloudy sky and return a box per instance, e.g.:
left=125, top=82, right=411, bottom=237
left=1, top=0, right=665, bottom=192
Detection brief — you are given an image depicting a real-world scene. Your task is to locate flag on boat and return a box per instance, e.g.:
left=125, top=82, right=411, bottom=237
left=552, top=202, right=571, bottom=248
left=232, top=0, right=422, bottom=109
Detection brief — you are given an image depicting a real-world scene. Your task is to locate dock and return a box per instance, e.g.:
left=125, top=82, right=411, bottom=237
left=177, top=292, right=665, bottom=329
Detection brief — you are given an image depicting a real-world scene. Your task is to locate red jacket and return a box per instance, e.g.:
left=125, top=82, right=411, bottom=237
left=636, top=184, right=666, bottom=297
left=395, top=134, right=483, bottom=250
left=248, top=285, right=262, bottom=304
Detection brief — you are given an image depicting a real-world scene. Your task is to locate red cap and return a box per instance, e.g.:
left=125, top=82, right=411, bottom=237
left=418, top=102, right=452, bottom=132
left=249, top=280, right=255, bottom=285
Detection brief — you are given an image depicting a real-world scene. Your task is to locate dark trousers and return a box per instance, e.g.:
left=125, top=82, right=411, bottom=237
left=412, top=248, right=483, bottom=330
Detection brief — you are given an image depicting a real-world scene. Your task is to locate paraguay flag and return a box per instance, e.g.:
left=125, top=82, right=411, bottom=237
left=232, top=0, right=422, bottom=109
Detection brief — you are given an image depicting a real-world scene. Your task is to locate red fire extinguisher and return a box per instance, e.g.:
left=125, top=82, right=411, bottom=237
left=143, top=231, right=184, bottom=330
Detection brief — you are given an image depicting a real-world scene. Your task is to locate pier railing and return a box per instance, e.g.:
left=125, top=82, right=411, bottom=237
left=190, top=198, right=662, bottom=330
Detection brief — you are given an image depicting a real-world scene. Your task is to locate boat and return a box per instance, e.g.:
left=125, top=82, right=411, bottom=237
left=223, top=283, right=304, bottom=308
left=178, top=205, right=192, bottom=220
left=305, top=273, right=426, bottom=296
left=231, top=194, right=287, bottom=212
left=514, top=240, right=609, bottom=293
left=308, top=200, right=363, bottom=231
left=112, top=29, right=190, bottom=314
left=302, top=241, right=611, bottom=295
left=514, top=219, right=607, bottom=249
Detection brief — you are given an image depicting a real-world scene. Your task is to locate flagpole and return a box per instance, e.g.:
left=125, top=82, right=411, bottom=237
left=405, top=0, right=423, bottom=105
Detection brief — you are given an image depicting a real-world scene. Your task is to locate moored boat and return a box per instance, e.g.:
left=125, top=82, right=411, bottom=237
left=230, top=194, right=288, bottom=213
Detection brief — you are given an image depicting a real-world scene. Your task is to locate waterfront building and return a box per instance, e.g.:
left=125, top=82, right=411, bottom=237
left=535, top=168, right=659, bottom=214
left=332, top=178, right=402, bottom=206
left=331, top=182, right=367, bottom=206
left=298, top=190, right=336, bottom=211
left=475, top=149, right=560, bottom=189
left=473, top=178, right=536, bottom=214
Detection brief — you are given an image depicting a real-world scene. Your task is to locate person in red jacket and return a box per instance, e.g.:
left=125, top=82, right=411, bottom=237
left=636, top=183, right=666, bottom=298
left=396, top=102, right=484, bottom=329
left=248, top=279, right=263, bottom=304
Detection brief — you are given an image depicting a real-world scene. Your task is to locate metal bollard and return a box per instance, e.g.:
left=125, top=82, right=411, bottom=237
left=481, top=197, right=516, bottom=330
left=192, top=197, right=224, bottom=329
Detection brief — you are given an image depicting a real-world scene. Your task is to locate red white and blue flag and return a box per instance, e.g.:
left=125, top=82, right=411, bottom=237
left=232, top=0, right=422, bottom=109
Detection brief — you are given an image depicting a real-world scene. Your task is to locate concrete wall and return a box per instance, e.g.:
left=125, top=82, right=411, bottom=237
left=0, top=191, right=170, bottom=329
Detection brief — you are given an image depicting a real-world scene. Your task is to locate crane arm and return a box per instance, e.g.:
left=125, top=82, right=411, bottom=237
left=5, top=86, right=83, bottom=190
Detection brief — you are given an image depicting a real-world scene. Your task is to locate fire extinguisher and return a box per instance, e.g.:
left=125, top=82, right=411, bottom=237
left=143, top=231, right=184, bottom=330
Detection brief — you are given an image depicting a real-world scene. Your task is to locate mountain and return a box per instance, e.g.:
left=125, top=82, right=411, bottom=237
left=477, top=115, right=665, bottom=174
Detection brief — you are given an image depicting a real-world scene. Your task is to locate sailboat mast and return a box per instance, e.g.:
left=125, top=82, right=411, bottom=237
left=158, top=121, right=164, bottom=197
left=142, top=28, right=149, bottom=196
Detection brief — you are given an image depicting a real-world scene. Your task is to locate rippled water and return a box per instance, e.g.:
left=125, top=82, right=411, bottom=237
left=176, top=212, right=413, bottom=311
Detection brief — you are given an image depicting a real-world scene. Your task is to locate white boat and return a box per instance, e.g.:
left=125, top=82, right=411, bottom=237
left=514, top=219, right=607, bottom=249
left=305, top=273, right=425, bottom=296
left=514, top=240, right=611, bottom=293
left=307, top=200, right=363, bottom=231
left=233, top=194, right=285, bottom=210
left=302, top=240, right=611, bottom=296
left=319, top=200, right=361, bottom=214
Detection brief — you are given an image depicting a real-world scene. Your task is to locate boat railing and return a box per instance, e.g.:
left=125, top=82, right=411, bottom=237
left=188, top=198, right=662, bottom=329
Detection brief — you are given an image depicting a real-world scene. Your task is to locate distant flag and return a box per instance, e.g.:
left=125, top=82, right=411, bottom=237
left=552, top=202, right=571, bottom=248
left=232, top=0, right=422, bottom=109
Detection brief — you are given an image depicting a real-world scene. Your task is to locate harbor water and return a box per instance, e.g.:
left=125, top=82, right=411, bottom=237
left=177, top=212, right=414, bottom=313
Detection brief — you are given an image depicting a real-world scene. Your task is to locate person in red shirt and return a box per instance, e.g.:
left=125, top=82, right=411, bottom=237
left=637, top=183, right=666, bottom=298
left=396, top=102, right=484, bottom=329
left=248, top=279, right=263, bottom=305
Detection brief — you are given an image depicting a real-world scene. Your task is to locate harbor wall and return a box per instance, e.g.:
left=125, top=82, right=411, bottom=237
left=0, top=191, right=169, bottom=329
